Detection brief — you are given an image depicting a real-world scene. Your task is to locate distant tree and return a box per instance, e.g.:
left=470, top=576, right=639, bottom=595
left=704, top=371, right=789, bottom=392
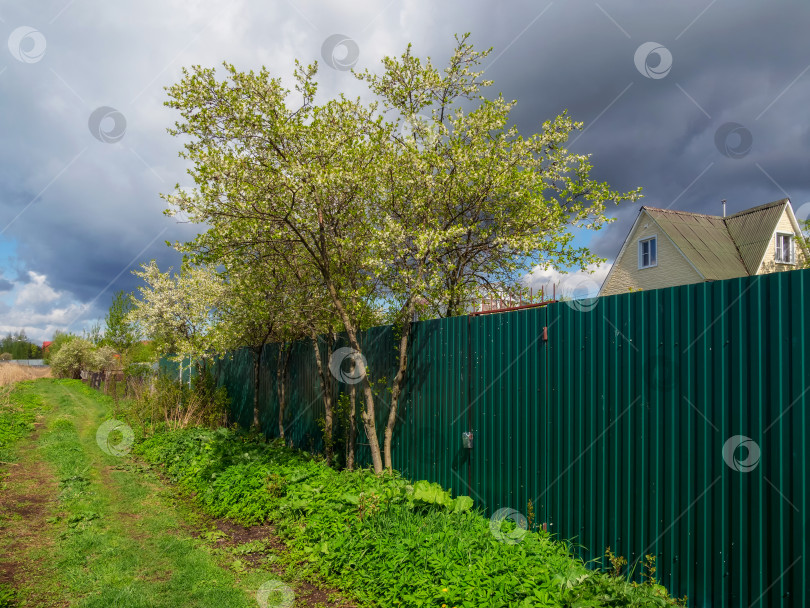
left=128, top=261, right=226, bottom=369
left=2, top=330, right=43, bottom=360
left=103, top=291, right=139, bottom=352
left=43, top=331, right=77, bottom=364
left=82, top=322, right=104, bottom=346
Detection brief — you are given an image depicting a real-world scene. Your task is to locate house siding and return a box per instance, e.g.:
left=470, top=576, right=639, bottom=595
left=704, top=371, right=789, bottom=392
left=600, top=212, right=703, bottom=296
left=757, top=208, right=807, bottom=273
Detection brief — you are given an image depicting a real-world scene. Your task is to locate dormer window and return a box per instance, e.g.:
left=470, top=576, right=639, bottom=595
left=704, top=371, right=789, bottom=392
left=775, top=233, right=795, bottom=264
left=638, top=236, right=657, bottom=269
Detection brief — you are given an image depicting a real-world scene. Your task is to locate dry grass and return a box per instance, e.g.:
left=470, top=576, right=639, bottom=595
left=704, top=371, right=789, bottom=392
left=0, top=364, right=51, bottom=387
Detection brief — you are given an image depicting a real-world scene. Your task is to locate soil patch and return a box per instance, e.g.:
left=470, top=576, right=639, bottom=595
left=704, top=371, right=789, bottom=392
left=0, top=424, right=61, bottom=599
left=194, top=514, right=355, bottom=607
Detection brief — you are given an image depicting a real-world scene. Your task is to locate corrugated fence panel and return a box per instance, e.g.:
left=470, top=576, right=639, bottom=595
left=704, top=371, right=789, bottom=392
left=395, top=315, right=470, bottom=498
left=217, top=348, right=254, bottom=428
left=541, top=270, right=810, bottom=607
left=469, top=305, right=547, bottom=516
left=159, top=268, right=810, bottom=607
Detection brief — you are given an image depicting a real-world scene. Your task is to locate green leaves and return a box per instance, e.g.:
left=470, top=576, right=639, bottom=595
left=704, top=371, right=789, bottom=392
left=158, top=34, right=643, bottom=472
left=407, top=479, right=472, bottom=512
left=452, top=495, right=474, bottom=513
left=135, top=426, right=683, bottom=608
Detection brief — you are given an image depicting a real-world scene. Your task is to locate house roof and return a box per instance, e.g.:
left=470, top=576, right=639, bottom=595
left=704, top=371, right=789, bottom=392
left=640, top=198, right=793, bottom=279
left=724, top=199, right=790, bottom=273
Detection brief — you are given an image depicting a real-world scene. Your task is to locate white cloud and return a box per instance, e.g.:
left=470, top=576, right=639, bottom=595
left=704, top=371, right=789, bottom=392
left=14, top=271, right=61, bottom=308
left=0, top=272, right=97, bottom=342
left=524, top=262, right=612, bottom=300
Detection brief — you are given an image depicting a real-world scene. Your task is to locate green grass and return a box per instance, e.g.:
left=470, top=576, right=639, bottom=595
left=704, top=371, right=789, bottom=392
left=0, top=380, right=292, bottom=608
left=1, top=380, right=685, bottom=607
left=136, top=425, right=684, bottom=608
left=0, top=381, right=47, bottom=463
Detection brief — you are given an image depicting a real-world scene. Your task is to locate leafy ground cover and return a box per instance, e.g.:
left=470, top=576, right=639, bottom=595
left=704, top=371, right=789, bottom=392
left=137, top=426, right=686, bottom=608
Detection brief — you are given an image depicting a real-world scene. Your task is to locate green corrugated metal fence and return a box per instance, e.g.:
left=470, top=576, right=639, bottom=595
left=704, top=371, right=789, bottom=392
left=162, top=268, right=810, bottom=607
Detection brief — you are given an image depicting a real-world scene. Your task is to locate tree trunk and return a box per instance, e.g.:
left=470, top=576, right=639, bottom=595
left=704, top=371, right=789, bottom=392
left=252, top=345, right=262, bottom=434
left=346, top=384, right=356, bottom=470
left=383, top=303, right=415, bottom=471
left=195, top=358, right=206, bottom=388
left=324, top=280, right=383, bottom=473
left=311, top=333, right=335, bottom=466
left=358, top=375, right=383, bottom=473
left=277, top=343, right=292, bottom=439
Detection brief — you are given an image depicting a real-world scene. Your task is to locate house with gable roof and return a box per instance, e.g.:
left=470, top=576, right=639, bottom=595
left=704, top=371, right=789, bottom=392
left=599, top=198, right=808, bottom=296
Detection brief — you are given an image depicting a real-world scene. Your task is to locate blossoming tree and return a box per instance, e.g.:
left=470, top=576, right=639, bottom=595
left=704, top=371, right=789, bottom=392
left=161, top=35, right=641, bottom=473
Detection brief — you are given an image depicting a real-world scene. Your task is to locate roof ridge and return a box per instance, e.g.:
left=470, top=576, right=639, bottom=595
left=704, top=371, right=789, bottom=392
left=641, top=206, right=723, bottom=220
left=724, top=198, right=788, bottom=219
left=643, top=198, right=789, bottom=221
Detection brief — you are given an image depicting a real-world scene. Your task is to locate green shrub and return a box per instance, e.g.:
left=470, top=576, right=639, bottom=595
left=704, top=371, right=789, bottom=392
left=135, top=427, right=683, bottom=608
left=50, top=339, right=95, bottom=379
left=88, top=345, right=119, bottom=372
left=126, top=341, right=157, bottom=363
left=43, top=331, right=77, bottom=364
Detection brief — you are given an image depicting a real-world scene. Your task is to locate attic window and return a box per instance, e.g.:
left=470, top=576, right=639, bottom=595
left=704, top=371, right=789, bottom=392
left=638, top=236, right=657, bottom=269
left=775, top=233, right=795, bottom=264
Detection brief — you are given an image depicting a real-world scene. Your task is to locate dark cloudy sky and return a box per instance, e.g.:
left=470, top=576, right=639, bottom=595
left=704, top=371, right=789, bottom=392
left=2, top=0, right=810, bottom=341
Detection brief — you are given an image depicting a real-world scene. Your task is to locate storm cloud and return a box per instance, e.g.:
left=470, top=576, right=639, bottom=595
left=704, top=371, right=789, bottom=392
left=2, top=0, right=809, bottom=340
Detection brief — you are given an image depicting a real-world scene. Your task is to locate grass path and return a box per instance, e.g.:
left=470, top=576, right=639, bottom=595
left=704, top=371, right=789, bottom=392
left=0, top=380, right=317, bottom=607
